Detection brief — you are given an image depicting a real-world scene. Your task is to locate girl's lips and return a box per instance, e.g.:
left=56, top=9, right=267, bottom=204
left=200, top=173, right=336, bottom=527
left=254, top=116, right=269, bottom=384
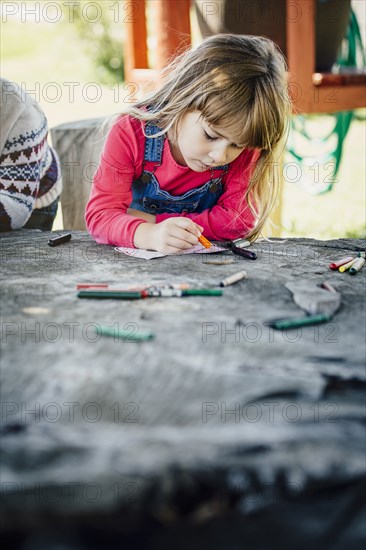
left=199, top=161, right=213, bottom=170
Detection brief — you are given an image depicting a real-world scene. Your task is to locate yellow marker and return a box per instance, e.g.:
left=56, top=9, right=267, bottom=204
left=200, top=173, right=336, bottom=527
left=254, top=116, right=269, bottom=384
left=349, top=257, right=365, bottom=275
left=339, top=258, right=358, bottom=272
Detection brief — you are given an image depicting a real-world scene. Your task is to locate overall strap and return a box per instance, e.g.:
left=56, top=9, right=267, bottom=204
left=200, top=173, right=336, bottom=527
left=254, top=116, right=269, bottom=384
left=143, top=123, right=165, bottom=164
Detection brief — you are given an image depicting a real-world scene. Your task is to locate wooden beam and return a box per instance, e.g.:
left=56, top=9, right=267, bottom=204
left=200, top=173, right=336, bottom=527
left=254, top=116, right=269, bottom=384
left=313, top=72, right=366, bottom=87
left=297, top=84, right=366, bottom=114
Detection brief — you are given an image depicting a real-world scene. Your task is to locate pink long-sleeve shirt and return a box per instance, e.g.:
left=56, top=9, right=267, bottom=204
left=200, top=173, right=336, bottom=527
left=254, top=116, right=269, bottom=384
left=86, top=114, right=259, bottom=247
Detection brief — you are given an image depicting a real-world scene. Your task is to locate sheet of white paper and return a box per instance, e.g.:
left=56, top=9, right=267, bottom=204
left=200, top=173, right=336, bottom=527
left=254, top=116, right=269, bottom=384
left=115, top=243, right=226, bottom=260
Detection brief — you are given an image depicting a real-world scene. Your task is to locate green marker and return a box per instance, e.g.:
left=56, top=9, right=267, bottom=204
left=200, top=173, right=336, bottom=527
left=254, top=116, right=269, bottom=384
left=78, top=288, right=223, bottom=299
left=78, top=290, right=144, bottom=299
left=182, top=289, right=223, bottom=296
left=266, top=314, right=332, bottom=330
left=142, top=288, right=223, bottom=297
left=96, top=325, right=154, bottom=341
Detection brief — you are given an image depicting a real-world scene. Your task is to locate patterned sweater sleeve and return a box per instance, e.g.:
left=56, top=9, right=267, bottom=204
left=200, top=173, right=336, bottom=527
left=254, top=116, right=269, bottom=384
left=0, top=79, right=62, bottom=231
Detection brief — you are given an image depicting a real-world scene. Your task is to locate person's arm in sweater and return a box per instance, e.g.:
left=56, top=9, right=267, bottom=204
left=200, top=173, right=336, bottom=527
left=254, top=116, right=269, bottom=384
left=0, top=79, right=62, bottom=231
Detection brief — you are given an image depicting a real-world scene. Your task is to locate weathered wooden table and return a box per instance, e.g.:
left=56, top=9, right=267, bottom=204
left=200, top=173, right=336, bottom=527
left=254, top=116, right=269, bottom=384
left=1, top=230, right=365, bottom=549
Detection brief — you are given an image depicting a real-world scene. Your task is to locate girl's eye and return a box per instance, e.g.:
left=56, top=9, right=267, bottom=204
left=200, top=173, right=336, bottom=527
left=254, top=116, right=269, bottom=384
left=204, top=129, right=242, bottom=149
left=204, top=130, right=216, bottom=141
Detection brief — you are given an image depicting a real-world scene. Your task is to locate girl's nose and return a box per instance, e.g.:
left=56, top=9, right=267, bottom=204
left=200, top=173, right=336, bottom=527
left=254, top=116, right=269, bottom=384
left=208, top=144, right=228, bottom=165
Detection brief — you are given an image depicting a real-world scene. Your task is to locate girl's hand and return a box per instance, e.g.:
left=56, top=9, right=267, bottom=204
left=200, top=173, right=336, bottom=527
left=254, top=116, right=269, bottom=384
left=127, top=208, right=156, bottom=223
left=134, top=218, right=204, bottom=254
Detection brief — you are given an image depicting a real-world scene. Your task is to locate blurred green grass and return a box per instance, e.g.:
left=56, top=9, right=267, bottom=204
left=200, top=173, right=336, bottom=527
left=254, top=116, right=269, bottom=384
left=282, top=113, right=366, bottom=239
left=1, top=9, right=365, bottom=238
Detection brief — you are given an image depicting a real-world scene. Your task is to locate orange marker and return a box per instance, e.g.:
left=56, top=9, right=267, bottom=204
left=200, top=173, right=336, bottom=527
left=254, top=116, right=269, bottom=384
left=198, top=235, right=212, bottom=249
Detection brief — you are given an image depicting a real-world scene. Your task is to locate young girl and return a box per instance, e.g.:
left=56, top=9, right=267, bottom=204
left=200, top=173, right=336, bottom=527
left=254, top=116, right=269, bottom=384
left=86, top=34, right=290, bottom=254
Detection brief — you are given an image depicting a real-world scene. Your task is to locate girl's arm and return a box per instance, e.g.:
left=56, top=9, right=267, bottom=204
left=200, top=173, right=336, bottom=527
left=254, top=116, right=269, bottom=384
left=154, top=151, right=259, bottom=241
left=126, top=209, right=204, bottom=253
left=86, top=118, right=204, bottom=252
left=86, top=118, right=153, bottom=247
left=133, top=218, right=203, bottom=254
left=126, top=208, right=156, bottom=222
left=87, top=165, right=202, bottom=252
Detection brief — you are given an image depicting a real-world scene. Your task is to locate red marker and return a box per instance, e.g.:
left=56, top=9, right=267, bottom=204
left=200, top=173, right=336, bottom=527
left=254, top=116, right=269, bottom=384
left=329, top=256, right=354, bottom=270
left=76, top=284, right=109, bottom=289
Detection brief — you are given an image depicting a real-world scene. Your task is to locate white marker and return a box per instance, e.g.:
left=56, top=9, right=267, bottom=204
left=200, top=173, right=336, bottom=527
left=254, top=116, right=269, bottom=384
left=349, top=257, right=365, bottom=274
left=231, top=238, right=251, bottom=248
left=219, top=270, right=247, bottom=287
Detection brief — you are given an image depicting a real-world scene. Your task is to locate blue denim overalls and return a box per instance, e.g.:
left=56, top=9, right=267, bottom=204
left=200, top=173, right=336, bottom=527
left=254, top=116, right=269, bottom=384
left=130, top=123, right=228, bottom=215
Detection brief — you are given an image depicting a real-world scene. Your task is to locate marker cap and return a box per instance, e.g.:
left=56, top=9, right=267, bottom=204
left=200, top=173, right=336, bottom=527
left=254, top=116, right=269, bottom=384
left=349, top=257, right=365, bottom=274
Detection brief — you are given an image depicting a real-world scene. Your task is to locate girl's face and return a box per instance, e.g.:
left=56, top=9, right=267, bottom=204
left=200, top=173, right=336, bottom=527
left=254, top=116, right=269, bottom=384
left=169, top=111, right=245, bottom=172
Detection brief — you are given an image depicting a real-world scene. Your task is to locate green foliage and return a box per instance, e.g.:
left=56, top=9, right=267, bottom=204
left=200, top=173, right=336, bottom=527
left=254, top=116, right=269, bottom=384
left=64, top=0, right=124, bottom=84
left=344, top=226, right=366, bottom=239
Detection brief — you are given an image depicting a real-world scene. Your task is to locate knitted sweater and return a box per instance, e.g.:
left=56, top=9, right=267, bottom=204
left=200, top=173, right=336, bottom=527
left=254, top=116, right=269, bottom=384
left=0, top=78, right=62, bottom=231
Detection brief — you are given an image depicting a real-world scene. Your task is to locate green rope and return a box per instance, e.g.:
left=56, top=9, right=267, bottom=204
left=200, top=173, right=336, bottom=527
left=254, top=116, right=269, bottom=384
left=286, top=8, right=365, bottom=195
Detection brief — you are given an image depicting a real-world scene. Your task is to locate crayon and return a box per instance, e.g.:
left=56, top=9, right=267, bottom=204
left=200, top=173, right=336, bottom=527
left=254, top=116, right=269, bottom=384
left=338, top=258, right=358, bottom=273
left=328, top=256, right=354, bottom=270
left=48, top=233, right=72, bottom=247
left=265, top=314, right=332, bottom=330
left=95, top=325, right=154, bottom=341
left=349, top=257, right=365, bottom=275
left=198, top=235, right=212, bottom=248
left=357, top=252, right=365, bottom=258
left=219, top=271, right=247, bottom=287
left=230, top=244, right=257, bottom=260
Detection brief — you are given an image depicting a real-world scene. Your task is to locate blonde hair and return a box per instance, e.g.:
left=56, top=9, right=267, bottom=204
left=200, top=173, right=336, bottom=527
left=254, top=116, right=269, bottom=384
left=125, top=34, right=291, bottom=241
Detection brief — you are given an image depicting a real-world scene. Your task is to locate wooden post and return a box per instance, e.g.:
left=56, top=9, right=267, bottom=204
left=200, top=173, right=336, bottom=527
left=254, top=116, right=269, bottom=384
left=124, top=1, right=191, bottom=89
left=287, top=0, right=316, bottom=113
left=124, top=0, right=148, bottom=83
left=267, top=0, right=316, bottom=237
left=154, top=0, right=191, bottom=69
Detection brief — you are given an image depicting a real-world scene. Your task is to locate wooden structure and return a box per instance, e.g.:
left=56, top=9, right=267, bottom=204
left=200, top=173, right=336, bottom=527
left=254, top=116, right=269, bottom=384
left=286, top=0, right=366, bottom=113
left=124, top=0, right=366, bottom=113
left=50, top=1, right=366, bottom=233
left=124, top=0, right=191, bottom=90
